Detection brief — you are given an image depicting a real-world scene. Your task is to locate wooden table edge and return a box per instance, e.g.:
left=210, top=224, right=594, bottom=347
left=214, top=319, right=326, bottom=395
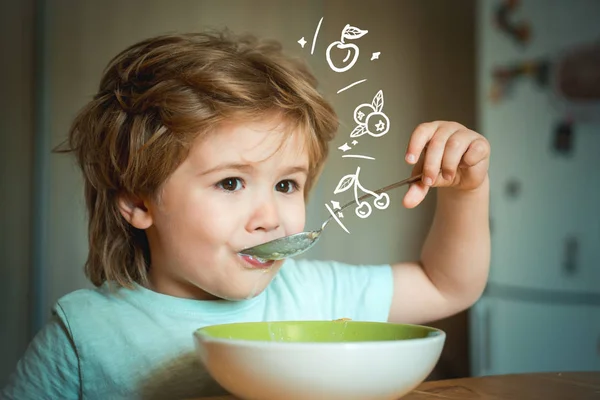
left=193, top=371, right=600, bottom=399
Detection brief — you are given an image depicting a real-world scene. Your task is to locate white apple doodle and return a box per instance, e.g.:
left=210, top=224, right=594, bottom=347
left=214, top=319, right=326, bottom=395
left=326, top=24, right=368, bottom=73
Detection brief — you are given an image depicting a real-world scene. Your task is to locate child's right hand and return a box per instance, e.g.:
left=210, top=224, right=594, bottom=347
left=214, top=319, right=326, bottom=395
left=402, top=121, right=490, bottom=208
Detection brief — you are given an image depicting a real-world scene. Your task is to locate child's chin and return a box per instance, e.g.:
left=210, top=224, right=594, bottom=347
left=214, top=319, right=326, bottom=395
left=227, top=271, right=279, bottom=301
left=218, top=286, right=267, bottom=301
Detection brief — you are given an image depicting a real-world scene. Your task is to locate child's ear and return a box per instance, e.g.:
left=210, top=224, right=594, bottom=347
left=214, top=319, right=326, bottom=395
left=117, top=193, right=153, bottom=230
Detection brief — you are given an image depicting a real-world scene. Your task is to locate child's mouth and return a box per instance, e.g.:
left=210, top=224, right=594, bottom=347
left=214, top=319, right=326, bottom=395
left=239, top=254, right=275, bottom=269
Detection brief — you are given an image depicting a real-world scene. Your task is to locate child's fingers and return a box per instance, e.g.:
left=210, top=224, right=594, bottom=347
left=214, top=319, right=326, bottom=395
left=420, top=124, right=461, bottom=186
left=461, top=137, right=490, bottom=167
left=441, top=130, right=473, bottom=181
left=405, top=122, right=439, bottom=164
left=402, top=181, right=429, bottom=209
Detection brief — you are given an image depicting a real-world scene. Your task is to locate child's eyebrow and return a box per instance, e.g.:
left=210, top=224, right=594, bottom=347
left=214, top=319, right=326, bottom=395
left=282, top=166, right=309, bottom=176
left=199, top=163, right=308, bottom=176
left=199, top=163, right=254, bottom=176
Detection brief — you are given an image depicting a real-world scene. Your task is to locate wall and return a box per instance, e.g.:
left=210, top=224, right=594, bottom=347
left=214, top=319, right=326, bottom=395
left=0, top=0, right=35, bottom=385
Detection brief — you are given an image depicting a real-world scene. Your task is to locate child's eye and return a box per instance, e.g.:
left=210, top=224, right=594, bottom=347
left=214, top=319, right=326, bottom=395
left=275, top=179, right=299, bottom=194
left=216, top=177, right=244, bottom=192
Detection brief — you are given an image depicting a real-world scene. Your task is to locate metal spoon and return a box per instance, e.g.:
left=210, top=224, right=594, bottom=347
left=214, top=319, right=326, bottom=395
left=239, top=174, right=423, bottom=261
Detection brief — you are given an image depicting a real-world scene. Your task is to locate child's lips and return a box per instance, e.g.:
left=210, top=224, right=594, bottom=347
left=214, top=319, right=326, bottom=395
left=239, top=254, right=275, bottom=269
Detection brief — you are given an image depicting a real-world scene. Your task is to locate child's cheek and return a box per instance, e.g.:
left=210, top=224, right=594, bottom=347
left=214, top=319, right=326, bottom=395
left=287, top=201, right=306, bottom=234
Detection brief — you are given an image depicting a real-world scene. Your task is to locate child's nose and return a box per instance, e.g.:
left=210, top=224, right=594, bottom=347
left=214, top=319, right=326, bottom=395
left=246, top=194, right=281, bottom=232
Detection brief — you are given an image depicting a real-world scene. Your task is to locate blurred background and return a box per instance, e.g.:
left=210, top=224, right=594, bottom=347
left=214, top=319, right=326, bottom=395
left=1, top=0, right=599, bottom=387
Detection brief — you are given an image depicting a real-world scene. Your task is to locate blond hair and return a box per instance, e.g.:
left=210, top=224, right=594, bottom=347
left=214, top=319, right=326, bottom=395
left=58, top=30, right=338, bottom=287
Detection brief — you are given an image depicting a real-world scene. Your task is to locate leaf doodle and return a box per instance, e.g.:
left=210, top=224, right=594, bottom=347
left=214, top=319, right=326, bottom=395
left=342, top=24, right=369, bottom=40
left=372, top=90, right=384, bottom=112
left=334, top=174, right=356, bottom=194
left=350, top=125, right=368, bottom=138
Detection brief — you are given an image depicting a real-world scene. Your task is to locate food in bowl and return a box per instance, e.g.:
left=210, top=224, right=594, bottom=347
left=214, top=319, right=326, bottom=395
left=194, top=320, right=445, bottom=400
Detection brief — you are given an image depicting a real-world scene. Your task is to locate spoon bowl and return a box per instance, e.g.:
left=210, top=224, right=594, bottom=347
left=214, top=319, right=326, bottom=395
left=241, top=231, right=322, bottom=261
left=239, top=174, right=422, bottom=261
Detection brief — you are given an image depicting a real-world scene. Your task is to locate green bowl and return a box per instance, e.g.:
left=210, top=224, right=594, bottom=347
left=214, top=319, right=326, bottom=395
left=194, top=320, right=445, bottom=400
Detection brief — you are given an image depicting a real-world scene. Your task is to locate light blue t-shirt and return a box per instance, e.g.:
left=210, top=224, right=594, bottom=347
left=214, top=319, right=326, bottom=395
left=2, top=258, right=393, bottom=399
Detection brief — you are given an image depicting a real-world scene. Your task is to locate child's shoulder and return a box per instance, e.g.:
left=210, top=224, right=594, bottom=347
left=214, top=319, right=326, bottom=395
left=52, top=283, right=143, bottom=324
left=55, top=283, right=123, bottom=307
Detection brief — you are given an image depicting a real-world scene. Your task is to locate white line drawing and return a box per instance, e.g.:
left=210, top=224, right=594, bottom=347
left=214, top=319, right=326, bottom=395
left=371, top=52, right=381, bottom=60
left=337, top=78, right=367, bottom=94
left=298, top=17, right=323, bottom=52
left=311, top=17, right=324, bottom=55
left=337, top=141, right=375, bottom=160
left=325, top=202, right=350, bottom=234
left=338, top=143, right=351, bottom=152
left=326, top=24, right=368, bottom=72
left=333, top=166, right=390, bottom=220
left=351, top=90, right=390, bottom=138
left=342, top=154, right=375, bottom=160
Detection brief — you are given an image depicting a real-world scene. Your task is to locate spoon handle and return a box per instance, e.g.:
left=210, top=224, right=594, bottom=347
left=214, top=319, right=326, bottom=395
left=323, top=174, right=423, bottom=228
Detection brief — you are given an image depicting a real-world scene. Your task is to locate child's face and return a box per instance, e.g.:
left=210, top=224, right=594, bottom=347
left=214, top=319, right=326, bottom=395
left=144, top=116, right=308, bottom=300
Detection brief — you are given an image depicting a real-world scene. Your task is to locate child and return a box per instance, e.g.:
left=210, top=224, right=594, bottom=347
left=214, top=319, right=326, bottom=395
left=2, top=30, right=490, bottom=399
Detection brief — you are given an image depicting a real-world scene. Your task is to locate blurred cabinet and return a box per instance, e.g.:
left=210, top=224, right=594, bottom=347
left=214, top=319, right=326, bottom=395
left=471, top=296, right=600, bottom=376
left=489, top=163, right=600, bottom=294
left=473, top=0, right=600, bottom=376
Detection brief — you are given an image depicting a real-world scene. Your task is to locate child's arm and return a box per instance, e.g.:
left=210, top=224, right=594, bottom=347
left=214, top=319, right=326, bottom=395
left=387, top=121, right=491, bottom=325
left=1, top=314, right=81, bottom=399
